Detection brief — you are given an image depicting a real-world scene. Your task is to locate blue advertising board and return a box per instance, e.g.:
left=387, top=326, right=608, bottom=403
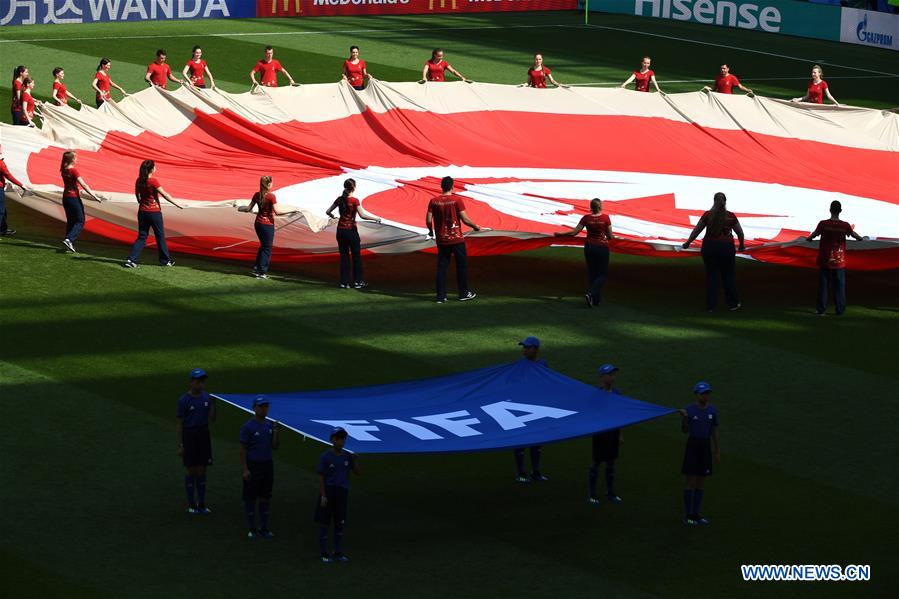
left=1, top=0, right=256, bottom=26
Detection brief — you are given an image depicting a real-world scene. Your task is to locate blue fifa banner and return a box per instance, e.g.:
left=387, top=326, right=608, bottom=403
left=840, top=8, right=899, bottom=51
left=0, top=0, right=255, bottom=26
left=215, top=360, right=675, bottom=454
left=581, top=0, right=842, bottom=42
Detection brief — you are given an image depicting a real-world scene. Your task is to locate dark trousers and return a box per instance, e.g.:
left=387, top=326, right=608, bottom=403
left=254, top=222, right=275, bottom=274
left=12, top=110, right=28, bottom=125
left=336, top=227, right=363, bottom=284
left=436, top=242, right=469, bottom=300
left=700, top=240, right=739, bottom=310
left=0, top=187, right=7, bottom=233
left=514, top=446, right=542, bottom=475
left=63, top=196, right=85, bottom=242
left=128, top=211, right=170, bottom=264
left=817, top=268, right=846, bottom=315
left=95, top=97, right=105, bottom=109
left=584, top=243, right=610, bottom=302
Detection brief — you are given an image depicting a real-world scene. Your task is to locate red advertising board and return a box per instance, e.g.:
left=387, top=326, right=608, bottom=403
left=257, top=0, right=577, bottom=17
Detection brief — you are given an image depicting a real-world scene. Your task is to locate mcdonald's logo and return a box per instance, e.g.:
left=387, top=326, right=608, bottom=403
left=270, top=0, right=302, bottom=15
left=429, top=0, right=458, bottom=9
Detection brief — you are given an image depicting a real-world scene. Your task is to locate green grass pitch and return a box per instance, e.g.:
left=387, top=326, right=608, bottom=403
left=1, top=10, right=898, bottom=598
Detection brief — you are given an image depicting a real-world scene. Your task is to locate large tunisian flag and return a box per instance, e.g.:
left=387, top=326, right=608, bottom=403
left=2, top=80, right=897, bottom=269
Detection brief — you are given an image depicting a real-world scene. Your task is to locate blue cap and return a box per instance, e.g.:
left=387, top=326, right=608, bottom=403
left=252, top=395, right=270, bottom=407
left=598, top=364, right=619, bottom=375
left=189, top=368, right=208, bottom=380
left=330, top=426, right=348, bottom=438
left=693, top=381, right=712, bottom=394
left=518, top=336, right=541, bottom=348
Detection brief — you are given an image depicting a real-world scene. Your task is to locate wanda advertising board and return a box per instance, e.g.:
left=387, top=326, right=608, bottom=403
left=257, top=0, right=578, bottom=17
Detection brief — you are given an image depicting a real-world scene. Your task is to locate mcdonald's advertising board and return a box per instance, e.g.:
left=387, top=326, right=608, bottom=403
left=256, top=0, right=578, bottom=17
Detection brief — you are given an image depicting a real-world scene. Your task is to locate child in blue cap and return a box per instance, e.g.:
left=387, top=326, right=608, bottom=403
left=315, top=427, right=360, bottom=563
left=240, top=396, right=280, bottom=539
left=176, top=368, right=215, bottom=514
left=678, top=382, right=720, bottom=525
left=589, top=364, right=624, bottom=504
left=513, top=336, right=548, bottom=483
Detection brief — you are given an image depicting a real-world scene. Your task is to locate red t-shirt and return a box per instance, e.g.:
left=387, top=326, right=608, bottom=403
left=807, top=80, right=828, bottom=104
left=254, top=191, right=277, bottom=225
left=95, top=71, right=111, bottom=101
left=336, top=196, right=360, bottom=229
left=147, top=62, right=172, bottom=88
left=53, top=81, right=68, bottom=104
left=579, top=213, right=612, bottom=246
left=425, top=60, right=450, bottom=82
left=714, top=74, right=741, bottom=94
left=22, top=91, right=35, bottom=116
left=527, top=66, right=552, bottom=89
left=633, top=69, right=654, bottom=92
left=253, top=59, right=283, bottom=87
left=0, top=159, right=24, bottom=188
left=428, top=194, right=466, bottom=245
left=699, top=210, right=739, bottom=241
left=62, top=167, right=81, bottom=198
left=812, top=218, right=853, bottom=269
left=185, top=59, right=207, bottom=87
left=343, top=60, right=366, bottom=88
left=11, top=79, right=23, bottom=111
left=135, top=176, right=162, bottom=212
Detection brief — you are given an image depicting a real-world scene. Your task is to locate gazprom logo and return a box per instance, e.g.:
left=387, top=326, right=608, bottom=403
left=856, top=15, right=893, bottom=47
left=634, top=0, right=782, bottom=33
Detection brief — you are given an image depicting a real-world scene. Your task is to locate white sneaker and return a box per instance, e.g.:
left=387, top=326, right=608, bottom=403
left=63, top=239, right=76, bottom=253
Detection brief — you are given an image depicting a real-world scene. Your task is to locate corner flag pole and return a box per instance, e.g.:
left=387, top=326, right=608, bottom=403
left=585, top=0, right=589, bottom=24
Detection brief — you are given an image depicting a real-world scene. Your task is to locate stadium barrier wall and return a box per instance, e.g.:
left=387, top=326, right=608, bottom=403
left=840, top=7, right=899, bottom=51
left=256, top=0, right=578, bottom=17
left=0, top=0, right=578, bottom=25
left=580, top=0, right=842, bottom=42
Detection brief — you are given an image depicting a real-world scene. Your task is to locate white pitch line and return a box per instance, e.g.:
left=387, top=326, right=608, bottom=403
left=0, top=23, right=568, bottom=44
left=3, top=19, right=893, bottom=79
left=576, top=23, right=899, bottom=77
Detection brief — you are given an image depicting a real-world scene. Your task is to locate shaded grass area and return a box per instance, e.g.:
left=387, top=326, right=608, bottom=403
left=1, top=197, right=897, bottom=597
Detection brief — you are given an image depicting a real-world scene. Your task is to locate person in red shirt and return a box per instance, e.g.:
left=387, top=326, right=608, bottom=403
left=683, top=192, right=746, bottom=312
left=20, top=78, right=40, bottom=128
left=620, top=56, right=662, bottom=93
left=555, top=198, right=616, bottom=307
left=250, top=46, right=296, bottom=88
left=11, top=65, right=29, bottom=125
left=51, top=67, right=83, bottom=107
left=238, top=175, right=296, bottom=278
left=426, top=176, right=480, bottom=302
left=792, top=65, right=839, bottom=106
left=522, top=53, right=565, bottom=89
left=92, top=58, right=128, bottom=108
left=326, top=178, right=382, bottom=289
left=342, top=46, right=369, bottom=91
left=807, top=200, right=865, bottom=316
left=124, top=160, right=183, bottom=268
left=703, top=64, right=753, bottom=95
left=59, top=150, right=103, bottom=253
left=1, top=145, right=29, bottom=236
left=420, top=48, right=469, bottom=84
left=145, top=49, right=183, bottom=89
left=182, top=45, right=216, bottom=90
